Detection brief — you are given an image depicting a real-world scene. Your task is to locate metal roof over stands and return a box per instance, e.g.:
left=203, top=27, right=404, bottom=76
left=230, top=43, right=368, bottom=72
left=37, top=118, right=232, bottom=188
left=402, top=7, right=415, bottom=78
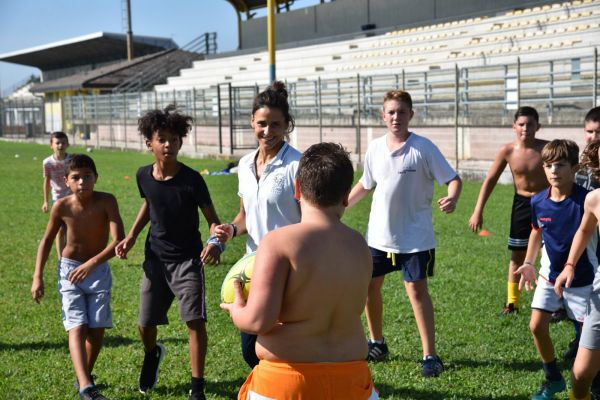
left=0, top=32, right=177, bottom=71
left=225, top=0, right=296, bottom=14
left=29, top=50, right=181, bottom=93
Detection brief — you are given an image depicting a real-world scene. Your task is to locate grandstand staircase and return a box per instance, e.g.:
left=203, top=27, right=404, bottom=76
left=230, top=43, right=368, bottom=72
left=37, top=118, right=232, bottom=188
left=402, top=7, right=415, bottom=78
left=112, top=32, right=217, bottom=93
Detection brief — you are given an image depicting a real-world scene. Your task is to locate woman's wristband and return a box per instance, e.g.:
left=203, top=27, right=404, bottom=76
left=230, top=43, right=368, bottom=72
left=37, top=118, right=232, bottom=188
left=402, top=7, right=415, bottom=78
left=523, top=261, right=534, bottom=266
left=230, top=223, right=238, bottom=238
left=564, top=261, right=575, bottom=269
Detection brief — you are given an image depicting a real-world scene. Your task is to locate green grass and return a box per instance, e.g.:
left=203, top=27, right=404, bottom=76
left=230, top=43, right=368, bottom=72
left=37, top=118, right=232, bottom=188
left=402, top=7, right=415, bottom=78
left=0, top=141, right=578, bottom=399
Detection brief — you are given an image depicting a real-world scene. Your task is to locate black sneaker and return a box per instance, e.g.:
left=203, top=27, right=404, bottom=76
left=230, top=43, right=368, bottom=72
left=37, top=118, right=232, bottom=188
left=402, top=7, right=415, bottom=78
left=79, top=385, right=108, bottom=400
left=500, top=303, right=519, bottom=316
left=550, top=308, right=568, bottom=323
left=367, top=338, right=389, bottom=362
left=563, top=339, right=579, bottom=362
left=139, top=342, right=165, bottom=394
left=188, top=390, right=207, bottom=400
left=422, top=355, right=444, bottom=377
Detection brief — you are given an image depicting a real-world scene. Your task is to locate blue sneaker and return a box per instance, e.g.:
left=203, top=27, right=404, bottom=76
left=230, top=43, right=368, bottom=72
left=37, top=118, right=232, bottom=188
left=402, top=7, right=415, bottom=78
left=531, top=377, right=566, bottom=399
left=422, top=355, right=444, bottom=377
left=367, top=338, right=389, bottom=362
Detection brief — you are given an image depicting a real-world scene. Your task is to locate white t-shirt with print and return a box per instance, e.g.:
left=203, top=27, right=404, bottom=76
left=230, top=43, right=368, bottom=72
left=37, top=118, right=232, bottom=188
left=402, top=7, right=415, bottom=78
left=360, top=132, right=457, bottom=254
left=238, top=142, right=301, bottom=253
left=43, top=154, right=72, bottom=201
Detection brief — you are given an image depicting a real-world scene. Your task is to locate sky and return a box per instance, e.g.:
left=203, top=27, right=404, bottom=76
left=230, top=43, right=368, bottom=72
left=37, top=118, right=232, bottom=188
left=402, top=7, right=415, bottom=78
left=0, top=0, right=322, bottom=95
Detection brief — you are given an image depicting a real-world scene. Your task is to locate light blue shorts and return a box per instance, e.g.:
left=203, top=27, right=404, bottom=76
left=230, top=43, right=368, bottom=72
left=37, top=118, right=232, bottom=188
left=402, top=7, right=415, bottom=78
left=531, top=276, right=592, bottom=323
left=58, top=257, right=112, bottom=331
left=581, top=292, right=600, bottom=350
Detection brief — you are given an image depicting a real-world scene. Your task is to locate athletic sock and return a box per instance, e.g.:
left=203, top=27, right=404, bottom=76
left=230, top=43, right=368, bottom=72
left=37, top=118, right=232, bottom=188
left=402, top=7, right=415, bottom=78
left=573, top=320, right=582, bottom=341
left=191, top=376, right=205, bottom=394
left=569, top=390, right=591, bottom=400
left=542, top=359, right=562, bottom=382
left=79, top=384, right=94, bottom=394
left=507, top=282, right=520, bottom=307
left=370, top=338, right=384, bottom=344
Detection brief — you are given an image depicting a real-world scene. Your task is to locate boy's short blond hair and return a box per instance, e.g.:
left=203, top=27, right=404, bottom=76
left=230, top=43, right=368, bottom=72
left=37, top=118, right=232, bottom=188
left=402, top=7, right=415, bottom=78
left=383, top=90, right=412, bottom=109
left=541, top=139, right=579, bottom=167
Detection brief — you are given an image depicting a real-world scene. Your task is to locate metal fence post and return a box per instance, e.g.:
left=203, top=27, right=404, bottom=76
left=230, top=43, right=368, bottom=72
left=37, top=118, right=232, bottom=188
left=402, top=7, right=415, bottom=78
left=454, top=64, right=460, bottom=171
left=192, top=87, right=198, bottom=154
left=317, top=77, right=322, bottom=143
left=217, top=84, right=223, bottom=154
left=517, top=57, right=521, bottom=109
left=228, top=83, right=233, bottom=155
left=356, top=74, right=362, bottom=164
left=594, top=47, right=598, bottom=108
left=123, top=93, right=127, bottom=150
left=95, top=94, right=100, bottom=148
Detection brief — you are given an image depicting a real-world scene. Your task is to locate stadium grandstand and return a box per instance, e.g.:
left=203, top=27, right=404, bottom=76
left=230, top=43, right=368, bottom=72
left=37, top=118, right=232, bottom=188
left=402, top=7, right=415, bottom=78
left=0, top=31, right=216, bottom=133
left=2, top=0, right=599, bottom=178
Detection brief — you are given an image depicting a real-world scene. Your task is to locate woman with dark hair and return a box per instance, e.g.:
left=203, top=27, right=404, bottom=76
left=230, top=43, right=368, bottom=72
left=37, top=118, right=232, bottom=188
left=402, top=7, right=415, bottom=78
left=215, top=81, right=301, bottom=368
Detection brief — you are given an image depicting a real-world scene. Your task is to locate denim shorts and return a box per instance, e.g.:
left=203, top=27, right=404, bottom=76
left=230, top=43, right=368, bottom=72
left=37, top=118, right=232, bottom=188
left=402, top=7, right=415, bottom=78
left=58, top=257, right=112, bottom=331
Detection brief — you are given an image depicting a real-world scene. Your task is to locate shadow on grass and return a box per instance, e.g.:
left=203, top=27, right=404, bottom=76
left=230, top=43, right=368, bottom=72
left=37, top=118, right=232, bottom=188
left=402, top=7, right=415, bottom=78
left=375, top=383, right=525, bottom=400
left=0, top=339, right=67, bottom=351
left=449, top=357, right=539, bottom=372
left=117, top=378, right=247, bottom=400
left=0, top=335, right=143, bottom=352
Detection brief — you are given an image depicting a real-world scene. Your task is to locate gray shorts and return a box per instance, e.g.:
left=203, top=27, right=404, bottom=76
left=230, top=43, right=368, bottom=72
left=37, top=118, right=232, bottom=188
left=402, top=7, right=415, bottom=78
left=58, top=257, right=112, bottom=331
left=531, top=277, right=592, bottom=323
left=139, top=254, right=206, bottom=327
left=581, top=293, right=600, bottom=350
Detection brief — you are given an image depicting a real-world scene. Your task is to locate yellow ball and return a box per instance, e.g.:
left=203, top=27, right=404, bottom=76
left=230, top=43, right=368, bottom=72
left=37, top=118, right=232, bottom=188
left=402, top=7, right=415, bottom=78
left=221, top=252, right=256, bottom=303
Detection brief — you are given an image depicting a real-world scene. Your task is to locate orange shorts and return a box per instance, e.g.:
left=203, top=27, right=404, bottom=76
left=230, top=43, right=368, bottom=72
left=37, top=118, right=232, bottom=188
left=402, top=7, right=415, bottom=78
left=238, top=359, right=379, bottom=400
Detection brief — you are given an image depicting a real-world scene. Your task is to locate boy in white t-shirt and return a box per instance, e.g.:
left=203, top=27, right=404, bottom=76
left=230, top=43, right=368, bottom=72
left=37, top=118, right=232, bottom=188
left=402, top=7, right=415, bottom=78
left=42, top=131, right=72, bottom=259
left=347, top=90, right=462, bottom=377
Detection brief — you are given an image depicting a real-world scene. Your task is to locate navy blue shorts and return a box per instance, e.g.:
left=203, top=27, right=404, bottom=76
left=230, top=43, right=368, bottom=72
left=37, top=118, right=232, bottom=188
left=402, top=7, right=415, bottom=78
left=370, top=247, right=435, bottom=281
left=508, top=193, right=532, bottom=250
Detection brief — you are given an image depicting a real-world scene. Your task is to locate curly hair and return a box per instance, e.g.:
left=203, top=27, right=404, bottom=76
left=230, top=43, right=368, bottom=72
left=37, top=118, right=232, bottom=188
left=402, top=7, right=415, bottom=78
left=137, top=104, right=193, bottom=140
left=580, top=139, right=600, bottom=182
left=252, top=81, right=295, bottom=134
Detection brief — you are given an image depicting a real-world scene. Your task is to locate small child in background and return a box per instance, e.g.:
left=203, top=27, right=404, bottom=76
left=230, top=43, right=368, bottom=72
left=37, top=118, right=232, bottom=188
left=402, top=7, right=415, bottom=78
left=515, top=140, right=596, bottom=400
left=42, top=131, right=72, bottom=258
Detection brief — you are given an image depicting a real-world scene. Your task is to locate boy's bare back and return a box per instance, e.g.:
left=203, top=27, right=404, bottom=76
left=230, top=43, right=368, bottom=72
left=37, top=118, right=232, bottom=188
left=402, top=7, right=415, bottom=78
left=252, top=219, right=372, bottom=363
left=500, top=138, right=549, bottom=196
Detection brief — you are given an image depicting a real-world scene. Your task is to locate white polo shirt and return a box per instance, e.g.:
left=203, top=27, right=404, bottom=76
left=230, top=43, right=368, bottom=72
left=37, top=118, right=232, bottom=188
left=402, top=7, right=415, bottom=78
left=360, top=132, right=457, bottom=253
left=238, top=142, right=301, bottom=253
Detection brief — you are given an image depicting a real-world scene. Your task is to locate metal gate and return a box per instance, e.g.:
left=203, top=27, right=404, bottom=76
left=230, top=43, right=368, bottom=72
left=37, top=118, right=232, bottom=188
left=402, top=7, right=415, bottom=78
left=218, top=83, right=258, bottom=154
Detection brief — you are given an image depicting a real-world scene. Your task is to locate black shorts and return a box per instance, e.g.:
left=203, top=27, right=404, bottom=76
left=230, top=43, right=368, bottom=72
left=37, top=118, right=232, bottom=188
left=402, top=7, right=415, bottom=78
left=370, top=247, right=435, bottom=281
left=139, top=252, right=206, bottom=327
left=508, top=193, right=532, bottom=251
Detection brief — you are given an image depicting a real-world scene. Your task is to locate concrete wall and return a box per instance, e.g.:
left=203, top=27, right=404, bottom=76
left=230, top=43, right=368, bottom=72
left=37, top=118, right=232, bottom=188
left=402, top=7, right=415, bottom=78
left=240, top=0, right=558, bottom=49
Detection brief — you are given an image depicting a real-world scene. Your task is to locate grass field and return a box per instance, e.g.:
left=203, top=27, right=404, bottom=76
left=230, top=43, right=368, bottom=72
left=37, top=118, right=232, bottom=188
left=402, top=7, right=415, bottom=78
left=0, top=140, right=580, bottom=399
